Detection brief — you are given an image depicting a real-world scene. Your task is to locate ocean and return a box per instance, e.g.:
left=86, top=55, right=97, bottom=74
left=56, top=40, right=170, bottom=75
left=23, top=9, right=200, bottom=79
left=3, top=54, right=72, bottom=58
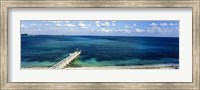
left=21, top=35, right=179, bottom=68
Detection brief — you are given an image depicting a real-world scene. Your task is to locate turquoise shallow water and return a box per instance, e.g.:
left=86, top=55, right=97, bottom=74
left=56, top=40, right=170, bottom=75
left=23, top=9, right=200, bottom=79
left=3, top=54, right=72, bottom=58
left=21, top=35, right=179, bottom=68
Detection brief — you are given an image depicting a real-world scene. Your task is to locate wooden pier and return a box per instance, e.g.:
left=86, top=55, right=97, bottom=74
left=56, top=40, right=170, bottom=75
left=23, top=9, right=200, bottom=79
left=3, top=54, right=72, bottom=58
left=50, top=50, right=81, bottom=69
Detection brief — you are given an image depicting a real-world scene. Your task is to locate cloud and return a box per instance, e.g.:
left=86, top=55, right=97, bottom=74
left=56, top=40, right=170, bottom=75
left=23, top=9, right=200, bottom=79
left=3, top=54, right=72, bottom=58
left=96, top=21, right=100, bottom=23
left=169, top=23, right=174, bottom=26
left=95, top=21, right=112, bottom=27
left=55, top=23, right=62, bottom=27
left=115, top=29, right=130, bottom=33
left=147, top=26, right=160, bottom=33
left=160, top=23, right=168, bottom=26
left=176, top=27, right=179, bottom=31
left=95, top=21, right=111, bottom=27
left=100, top=28, right=111, bottom=32
left=101, top=21, right=110, bottom=27
left=147, top=26, right=174, bottom=33
left=95, top=21, right=101, bottom=27
left=133, top=24, right=137, bottom=27
left=116, top=30, right=123, bottom=32
left=169, top=23, right=179, bottom=26
left=79, top=23, right=87, bottom=28
left=124, top=29, right=131, bottom=33
left=112, top=21, right=116, bottom=26
left=21, top=24, right=26, bottom=28
left=112, top=23, right=115, bottom=26
left=136, top=28, right=145, bottom=32
left=158, top=28, right=175, bottom=33
left=64, top=24, right=75, bottom=27
left=96, top=23, right=101, bottom=27
left=124, top=25, right=129, bottom=28
left=158, top=28, right=169, bottom=33
left=150, top=22, right=158, bottom=26
left=31, top=24, right=36, bottom=26
left=148, top=23, right=169, bottom=33
left=45, top=23, right=49, bottom=26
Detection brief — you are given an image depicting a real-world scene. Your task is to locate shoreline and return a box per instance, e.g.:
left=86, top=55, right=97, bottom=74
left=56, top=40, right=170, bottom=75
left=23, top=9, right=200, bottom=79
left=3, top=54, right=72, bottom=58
left=21, top=64, right=179, bottom=70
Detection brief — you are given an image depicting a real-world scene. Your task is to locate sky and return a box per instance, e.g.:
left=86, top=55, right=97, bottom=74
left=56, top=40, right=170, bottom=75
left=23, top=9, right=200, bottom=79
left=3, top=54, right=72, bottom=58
left=21, top=20, right=179, bottom=37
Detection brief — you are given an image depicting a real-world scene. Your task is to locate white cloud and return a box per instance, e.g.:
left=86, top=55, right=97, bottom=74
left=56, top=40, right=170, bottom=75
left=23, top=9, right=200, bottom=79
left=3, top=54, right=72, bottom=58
left=96, top=23, right=101, bottom=27
left=21, top=24, right=25, bottom=28
left=176, top=27, right=179, bottom=31
left=45, top=24, right=49, bottom=26
left=31, top=24, right=36, bottom=26
left=133, top=24, right=137, bottom=27
left=101, top=21, right=110, bottom=27
left=95, top=21, right=110, bottom=27
left=148, top=23, right=171, bottom=33
left=79, top=23, right=87, bottom=28
left=158, top=28, right=174, bottom=33
left=64, top=24, right=75, bottom=27
left=160, top=23, right=168, bottom=26
left=56, top=23, right=62, bottom=27
left=124, top=25, right=129, bottom=28
left=112, top=23, right=115, bottom=26
left=158, top=29, right=166, bottom=33
left=111, top=21, right=116, bottom=26
left=169, top=23, right=174, bottom=26
left=147, top=26, right=174, bottom=33
left=169, top=23, right=178, bottom=26
left=115, top=29, right=131, bottom=33
left=95, top=21, right=101, bottom=27
left=150, top=22, right=158, bottom=26
left=147, top=26, right=160, bottom=33
left=136, top=28, right=145, bottom=32
left=96, top=21, right=100, bottom=23
left=100, top=28, right=111, bottom=32
left=124, top=29, right=131, bottom=33
left=116, top=30, right=125, bottom=32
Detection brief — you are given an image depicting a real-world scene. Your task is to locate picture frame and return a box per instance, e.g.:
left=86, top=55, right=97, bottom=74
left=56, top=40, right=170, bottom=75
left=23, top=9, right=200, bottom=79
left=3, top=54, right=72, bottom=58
left=0, top=0, right=199, bottom=90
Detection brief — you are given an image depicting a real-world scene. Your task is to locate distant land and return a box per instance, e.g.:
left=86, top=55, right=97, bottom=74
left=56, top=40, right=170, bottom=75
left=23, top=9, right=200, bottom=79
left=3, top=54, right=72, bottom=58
left=21, top=34, right=28, bottom=36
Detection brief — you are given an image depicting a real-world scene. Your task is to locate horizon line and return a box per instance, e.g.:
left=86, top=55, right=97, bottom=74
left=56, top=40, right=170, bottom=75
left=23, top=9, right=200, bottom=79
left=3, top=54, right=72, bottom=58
left=21, top=34, right=179, bottom=38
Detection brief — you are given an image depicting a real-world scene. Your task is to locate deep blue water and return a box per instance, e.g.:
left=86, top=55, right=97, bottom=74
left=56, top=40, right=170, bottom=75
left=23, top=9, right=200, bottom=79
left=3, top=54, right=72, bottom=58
left=21, top=35, right=179, bottom=68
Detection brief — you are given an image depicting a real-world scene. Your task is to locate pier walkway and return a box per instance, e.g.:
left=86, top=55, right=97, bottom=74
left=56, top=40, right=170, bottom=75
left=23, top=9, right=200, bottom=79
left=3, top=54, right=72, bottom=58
left=50, top=50, right=81, bottom=69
